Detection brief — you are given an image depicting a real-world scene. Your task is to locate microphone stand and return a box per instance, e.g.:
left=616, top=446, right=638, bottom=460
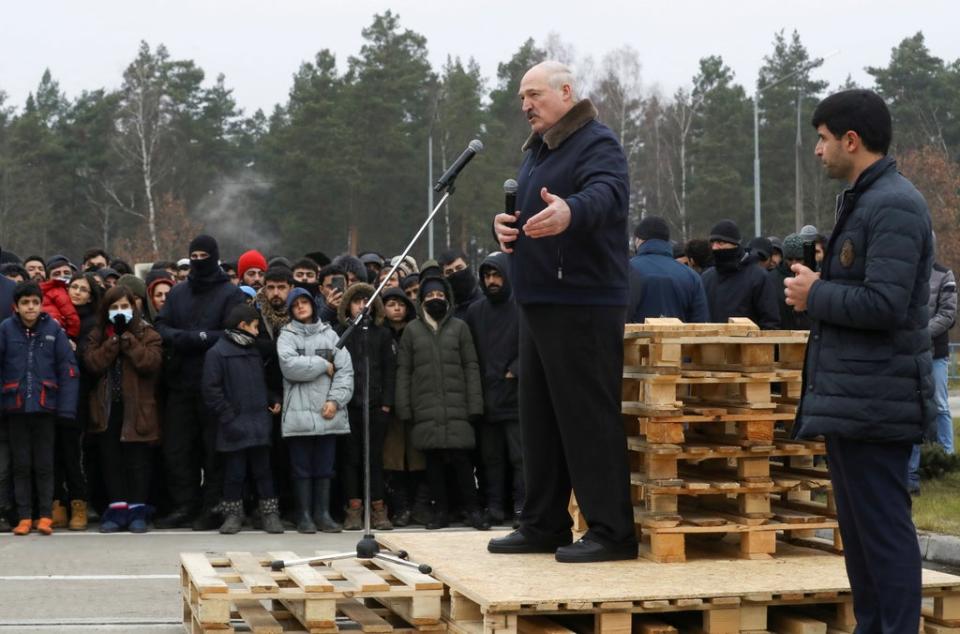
left=271, top=184, right=458, bottom=575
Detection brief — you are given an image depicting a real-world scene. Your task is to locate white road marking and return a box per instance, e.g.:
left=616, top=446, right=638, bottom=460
left=0, top=574, right=178, bottom=581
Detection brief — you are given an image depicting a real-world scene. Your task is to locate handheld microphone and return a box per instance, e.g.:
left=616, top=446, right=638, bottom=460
left=434, top=139, right=483, bottom=193
left=503, top=179, right=518, bottom=250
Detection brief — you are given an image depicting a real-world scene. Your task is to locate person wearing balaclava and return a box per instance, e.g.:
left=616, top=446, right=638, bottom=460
left=395, top=275, right=488, bottom=531
left=700, top=220, right=780, bottom=329
left=464, top=252, right=524, bottom=528
left=438, top=249, right=483, bottom=320
left=154, top=234, right=247, bottom=531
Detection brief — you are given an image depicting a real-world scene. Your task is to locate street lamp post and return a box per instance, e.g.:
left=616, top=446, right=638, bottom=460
left=752, top=51, right=837, bottom=238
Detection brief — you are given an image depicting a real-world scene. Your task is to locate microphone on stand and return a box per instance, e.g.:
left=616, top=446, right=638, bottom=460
left=434, top=140, right=483, bottom=193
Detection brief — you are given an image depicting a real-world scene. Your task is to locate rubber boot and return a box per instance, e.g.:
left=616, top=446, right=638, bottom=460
left=69, top=500, right=88, bottom=531
left=372, top=500, right=393, bottom=530
left=51, top=501, right=68, bottom=528
left=343, top=499, right=363, bottom=531
left=218, top=500, right=244, bottom=535
left=293, top=479, right=317, bottom=534
left=259, top=498, right=285, bottom=535
left=410, top=482, right=432, bottom=526
left=312, top=479, right=341, bottom=533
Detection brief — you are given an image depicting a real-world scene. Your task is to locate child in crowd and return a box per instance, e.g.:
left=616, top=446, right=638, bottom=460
left=337, top=283, right=396, bottom=531
left=395, top=276, right=488, bottom=531
left=84, top=286, right=162, bottom=533
left=0, top=282, right=79, bottom=535
left=202, top=304, right=284, bottom=535
left=278, top=287, right=353, bottom=533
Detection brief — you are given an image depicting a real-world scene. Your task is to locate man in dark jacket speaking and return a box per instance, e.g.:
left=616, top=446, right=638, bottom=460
left=786, top=90, right=934, bottom=632
left=489, top=61, right=636, bottom=563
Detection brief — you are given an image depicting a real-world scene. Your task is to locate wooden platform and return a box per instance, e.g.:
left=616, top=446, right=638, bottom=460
left=377, top=531, right=960, bottom=634
left=181, top=551, right=444, bottom=633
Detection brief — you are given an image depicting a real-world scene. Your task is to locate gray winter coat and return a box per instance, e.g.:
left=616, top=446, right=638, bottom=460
left=277, top=318, right=354, bottom=437
left=928, top=263, right=957, bottom=359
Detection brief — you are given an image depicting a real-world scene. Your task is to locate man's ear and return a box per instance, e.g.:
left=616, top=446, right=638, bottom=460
left=844, top=130, right=861, bottom=153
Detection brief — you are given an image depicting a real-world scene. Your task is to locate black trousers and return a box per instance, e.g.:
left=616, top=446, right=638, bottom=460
left=54, top=424, right=86, bottom=502
left=517, top=304, right=635, bottom=548
left=424, top=449, right=478, bottom=513
left=97, top=404, right=153, bottom=505
left=0, top=421, right=11, bottom=512
left=161, top=389, right=222, bottom=511
left=826, top=436, right=921, bottom=633
left=8, top=413, right=56, bottom=519
left=479, top=419, right=524, bottom=513
left=341, top=406, right=386, bottom=501
left=222, top=446, right=275, bottom=502
left=287, top=435, right=337, bottom=480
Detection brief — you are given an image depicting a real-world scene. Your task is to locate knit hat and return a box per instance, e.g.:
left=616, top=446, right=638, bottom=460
left=237, top=249, right=268, bottom=279
left=45, top=254, right=71, bottom=272
left=420, top=277, right=447, bottom=299
left=224, top=303, right=260, bottom=330
left=117, top=274, right=147, bottom=302
left=390, top=255, right=419, bottom=276
left=304, top=251, right=331, bottom=267
left=799, top=224, right=819, bottom=241
left=176, top=258, right=190, bottom=269
left=359, top=252, right=384, bottom=267
left=399, top=273, right=420, bottom=291
left=268, top=256, right=292, bottom=270
left=188, top=235, right=220, bottom=261
left=709, top=220, right=741, bottom=245
left=747, top=237, right=773, bottom=261
left=782, top=233, right=805, bottom=260
left=634, top=216, right=670, bottom=242
left=419, top=259, right=441, bottom=280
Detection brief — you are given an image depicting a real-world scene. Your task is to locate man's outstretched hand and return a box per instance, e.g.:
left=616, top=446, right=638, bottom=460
left=523, top=188, right=571, bottom=239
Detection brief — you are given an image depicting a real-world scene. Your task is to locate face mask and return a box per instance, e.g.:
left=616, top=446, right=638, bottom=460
left=447, top=267, right=477, bottom=304
left=55, top=275, right=72, bottom=284
left=713, top=246, right=743, bottom=273
left=294, top=280, right=320, bottom=297
left=109, top=308, right=134, bottom=323
left=190, top=256, right=220, bottom=278
left=423, top=298, right=447, bottom=321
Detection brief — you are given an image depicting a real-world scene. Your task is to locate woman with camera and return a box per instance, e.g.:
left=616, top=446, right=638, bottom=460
left=84, top=286, right=163, bottom=533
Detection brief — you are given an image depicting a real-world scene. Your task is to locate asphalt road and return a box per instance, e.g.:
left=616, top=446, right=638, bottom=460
left=0, top=527, right=436, bottom=632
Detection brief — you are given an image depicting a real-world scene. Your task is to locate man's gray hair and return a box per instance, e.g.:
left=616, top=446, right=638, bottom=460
left=540, top=60, right=578, bottom=100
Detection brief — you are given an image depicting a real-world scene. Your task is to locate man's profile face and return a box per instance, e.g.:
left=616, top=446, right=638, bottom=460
left=815, top=124, right=853, bottom=181
left=443, top=258, right=468, bottom=278
left=518, top=67, right=572, bottom=134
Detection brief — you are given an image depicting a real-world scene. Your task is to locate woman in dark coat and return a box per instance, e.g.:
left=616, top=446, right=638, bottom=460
left=201, top=304, right=283, bottom=535
left=84, top=285, right=162, bottom=533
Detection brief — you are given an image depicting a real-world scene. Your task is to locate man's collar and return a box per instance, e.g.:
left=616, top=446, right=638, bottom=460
left=522, top=99, right=599, bottom=153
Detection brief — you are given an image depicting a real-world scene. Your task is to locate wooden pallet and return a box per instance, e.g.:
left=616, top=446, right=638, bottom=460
left=623, top=369, right=803, bottom=412
left=181, top=551, right=444, bottom=634
left=377, top=532, right=960, bottom=634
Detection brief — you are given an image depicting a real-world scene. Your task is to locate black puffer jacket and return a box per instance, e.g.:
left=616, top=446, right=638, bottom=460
left=465, top=253, right=519, bottom=423
left=202, top=331, right=272, bottom=452
left=795, top=157, right=935, bottom=443
left=395, top=277, right=483, bottom=450
left=336, top=283, right=396, bottom=409
left=701, top=250, right=781, bottom=329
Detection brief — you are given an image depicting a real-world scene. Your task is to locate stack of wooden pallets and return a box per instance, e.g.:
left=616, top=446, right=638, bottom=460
left=614, top=318, right=840, bottom=563
left=180, top=551, right=444, bottom=634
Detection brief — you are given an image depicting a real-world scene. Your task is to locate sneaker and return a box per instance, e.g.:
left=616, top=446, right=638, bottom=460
left=12, top=519, right=32, bottom=536
left=36, top=517, right=54, bottom=536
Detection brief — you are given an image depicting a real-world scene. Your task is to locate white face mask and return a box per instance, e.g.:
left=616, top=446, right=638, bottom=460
left=108, top=308, right=134, bottom=323
left=55, top=275, right=72, bottom=283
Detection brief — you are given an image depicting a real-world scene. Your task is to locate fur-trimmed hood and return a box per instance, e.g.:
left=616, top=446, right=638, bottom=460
left=521, top=99, right=599, bottom=152
left=337, top=282, right=385, bottom=326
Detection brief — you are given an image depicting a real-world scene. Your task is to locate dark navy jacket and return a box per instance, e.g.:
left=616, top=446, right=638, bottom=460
left=202, top=333, right=272, bottom=452
left=0, top=276, right=14, bottom=322
left=0, top=313, right=79, bottom=419
left=465, top=253, right=519, bottom=423
left=795, top=157, right=935, bottom=443
left=511, top=100, right=629, bottom=306
left=627, top=240, right=710, bottom=323
left=155, top=271, right=245, bottom=391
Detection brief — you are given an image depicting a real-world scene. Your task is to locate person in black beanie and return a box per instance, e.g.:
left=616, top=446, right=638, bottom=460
left=700, top=219, right=780, bottom=329
left=627, top=216, right=709, bottom=323
left=154, top=235, right=247, bottom=530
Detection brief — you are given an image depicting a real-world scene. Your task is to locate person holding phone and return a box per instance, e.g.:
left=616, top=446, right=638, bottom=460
left=317, top=264, right=347, bottom=325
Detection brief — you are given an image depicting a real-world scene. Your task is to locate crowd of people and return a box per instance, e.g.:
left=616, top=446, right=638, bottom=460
left=0, top=238, right=522, bottom=535
left=0, top=209, right=952, bottom=536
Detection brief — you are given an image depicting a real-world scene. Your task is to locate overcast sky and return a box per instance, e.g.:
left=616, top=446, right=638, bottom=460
left=2, top=0, right=958, bottom=116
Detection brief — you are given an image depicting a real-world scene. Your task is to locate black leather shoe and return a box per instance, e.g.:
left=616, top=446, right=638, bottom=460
left=555, top=538, right=637, bottom=563
left=154, top=506, right=194, bottom=529
left=487, top=530, right=571, bottom=554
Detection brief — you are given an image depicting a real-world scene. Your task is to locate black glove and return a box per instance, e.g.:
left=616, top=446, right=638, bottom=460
left=112, top=313, right=128, bottom=335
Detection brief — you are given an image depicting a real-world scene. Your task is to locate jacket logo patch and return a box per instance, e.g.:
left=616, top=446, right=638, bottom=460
left=839, top=239, right=855, bottom=268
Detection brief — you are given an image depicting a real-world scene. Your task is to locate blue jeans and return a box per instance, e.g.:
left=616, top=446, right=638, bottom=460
left=933, top=356, right=954, bottom=454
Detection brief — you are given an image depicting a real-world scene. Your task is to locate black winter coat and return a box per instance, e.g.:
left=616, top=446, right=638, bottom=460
left=202, top=332, right=272, bottom=452
left=701, top=254, right=781, bottom=329
left=155, top=270, right=245, bottom=391
left=0, top=275, right=14, bottom=322
left=336, top=283, right=396, bottom=410
left=465, top=253, right=519, bottom=423
left=795, top=157, right=935, bottom=443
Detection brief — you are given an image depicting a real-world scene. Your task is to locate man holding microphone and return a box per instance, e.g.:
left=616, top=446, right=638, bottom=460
left=487, top=60, right=636, bottom=563
left=786, top=89, right=935, bottom=632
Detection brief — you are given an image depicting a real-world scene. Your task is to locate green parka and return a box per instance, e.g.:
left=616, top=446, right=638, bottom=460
left=395, top=277, right=483, bottom=450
